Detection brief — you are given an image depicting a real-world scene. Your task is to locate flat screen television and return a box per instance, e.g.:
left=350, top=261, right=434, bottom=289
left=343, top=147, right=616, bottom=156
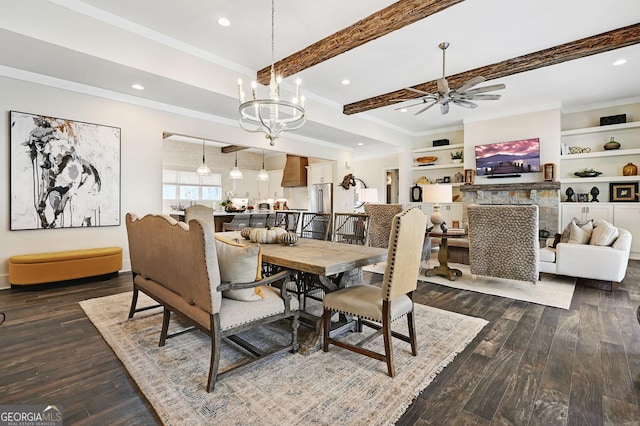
left=475, top=138, right=540, bottom=177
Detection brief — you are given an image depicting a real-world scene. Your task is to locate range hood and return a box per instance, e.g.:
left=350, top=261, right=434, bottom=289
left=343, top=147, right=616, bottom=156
left=281, top=154, right=308, bottom=187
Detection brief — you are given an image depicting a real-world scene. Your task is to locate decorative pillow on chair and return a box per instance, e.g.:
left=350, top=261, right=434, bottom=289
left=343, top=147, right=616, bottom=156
left=214, top=235, right=264, bottom=301
left=568, top=220, right=593, bottom=244
left=560, top=217, right=591, bottom=243
left=590, top=219, right=619, bottom=246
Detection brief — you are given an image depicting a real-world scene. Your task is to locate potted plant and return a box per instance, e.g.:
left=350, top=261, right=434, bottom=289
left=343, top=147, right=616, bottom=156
left=451, top=151, right=463, bottom=163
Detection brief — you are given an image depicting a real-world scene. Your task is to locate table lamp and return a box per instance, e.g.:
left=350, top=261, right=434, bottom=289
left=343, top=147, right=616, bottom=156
left=421, top=184, right=452, bottom=230
left=360, top=188, right=379, bottom=203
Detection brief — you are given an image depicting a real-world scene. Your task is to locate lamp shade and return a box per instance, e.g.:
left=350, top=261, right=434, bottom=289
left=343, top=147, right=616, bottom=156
left=359, top=188, right=379, bottom=203
left=421, top=184, right=452, bottom=204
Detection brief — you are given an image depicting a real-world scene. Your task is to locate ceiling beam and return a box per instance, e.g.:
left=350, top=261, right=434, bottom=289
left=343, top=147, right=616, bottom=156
left=221, top=145, right=248, bottom=154
left=344, top=23, right=640, bottom=115
left=256, top=0, right=464, bottom=85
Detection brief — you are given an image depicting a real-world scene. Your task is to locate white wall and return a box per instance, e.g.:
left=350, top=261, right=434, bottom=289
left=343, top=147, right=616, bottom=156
left=353, top=155, right=399, bottom=205
left=0, top=77, right=354, bottom=288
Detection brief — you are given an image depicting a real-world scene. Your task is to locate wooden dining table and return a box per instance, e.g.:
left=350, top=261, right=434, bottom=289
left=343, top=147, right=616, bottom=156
left=218, top=231, right=388, bottom=350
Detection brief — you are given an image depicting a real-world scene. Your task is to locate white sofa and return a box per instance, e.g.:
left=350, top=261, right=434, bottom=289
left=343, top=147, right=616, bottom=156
left=539, top=225, right=632, bottom=291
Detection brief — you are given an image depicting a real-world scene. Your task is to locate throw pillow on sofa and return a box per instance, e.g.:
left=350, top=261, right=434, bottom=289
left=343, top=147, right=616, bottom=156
left=568, top=219, right=593, bottom=244
left=560, top=217, right=591, bottom=243
left=214, top=235, right=264, bottom=301
left=590, top=219, right=619, bottom=246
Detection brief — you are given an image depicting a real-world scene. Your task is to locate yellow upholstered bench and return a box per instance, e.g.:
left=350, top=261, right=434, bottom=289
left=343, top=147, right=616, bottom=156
left=9, top=247, right=123, bottom=285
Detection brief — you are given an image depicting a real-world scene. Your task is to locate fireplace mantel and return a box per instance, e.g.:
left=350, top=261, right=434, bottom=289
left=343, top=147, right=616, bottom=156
left=459, top=181, right=561, bottom=192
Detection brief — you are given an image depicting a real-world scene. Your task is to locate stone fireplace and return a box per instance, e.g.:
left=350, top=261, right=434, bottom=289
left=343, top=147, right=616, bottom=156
left=460, top=181, right=561, bottom=235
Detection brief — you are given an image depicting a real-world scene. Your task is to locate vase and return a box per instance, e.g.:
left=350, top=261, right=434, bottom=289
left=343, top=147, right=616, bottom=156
left=604, top=137, right=621, bottom=150
left=452, top=158, right=463, bottom=164
left=623, top=162, right=638, bottom=176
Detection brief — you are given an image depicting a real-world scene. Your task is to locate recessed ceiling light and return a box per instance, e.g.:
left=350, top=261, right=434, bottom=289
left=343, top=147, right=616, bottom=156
left=613, top=59, right=627, bottom=66
left=218, top=17, right=231, bottom=27
left=357, top=142, right=364, bottom=146
left=342, top=79, right=350, bottom=85
left=400, top=108, right=408, bottom=113
left=131, top=84, right=144, bottom=90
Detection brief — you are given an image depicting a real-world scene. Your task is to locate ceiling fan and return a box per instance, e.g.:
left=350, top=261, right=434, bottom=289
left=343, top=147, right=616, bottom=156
left=392, top=42, right=506, bottom=115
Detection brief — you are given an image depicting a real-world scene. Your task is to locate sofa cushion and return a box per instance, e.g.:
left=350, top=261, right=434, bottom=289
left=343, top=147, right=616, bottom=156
left=539, top=247, right=556, bottom=263
left=590, top=219, right=619, bottom=247
left=550, top=233, right=562, bottom=248
left=568, top=220, right=593, bottom=244
left=560, top=217, right=591, bottom=243
left=214, top=235, right=263, bottom=301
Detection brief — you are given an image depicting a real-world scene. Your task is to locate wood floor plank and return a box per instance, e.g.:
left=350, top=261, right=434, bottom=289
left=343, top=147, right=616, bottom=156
left=491, top=362, right=543, bottom=425
left=601, top=341, right=637, bottom=405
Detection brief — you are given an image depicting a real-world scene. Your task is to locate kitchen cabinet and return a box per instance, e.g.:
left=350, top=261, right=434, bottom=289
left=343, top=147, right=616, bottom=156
left=308, top=163, right=333, bottom=184
left=560, top=202, right=613, bottom=226
left=268, top=170, right=284, bottom=198
left=233, top=170, right=258, bottom=197
left=613, top=204, right=640, bottom=257
left=257, top=178, right=269, bottom=198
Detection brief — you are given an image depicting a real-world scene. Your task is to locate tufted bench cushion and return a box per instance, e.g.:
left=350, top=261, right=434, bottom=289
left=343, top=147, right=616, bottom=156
left=9, top=247, right=122, bottom=285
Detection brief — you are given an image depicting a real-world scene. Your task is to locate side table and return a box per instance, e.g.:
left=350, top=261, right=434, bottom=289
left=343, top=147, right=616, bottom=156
left=425, top=231, right=466, bottom=281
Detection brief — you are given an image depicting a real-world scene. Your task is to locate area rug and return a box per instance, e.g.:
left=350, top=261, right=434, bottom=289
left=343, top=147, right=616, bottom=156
left=363, top=261, right=576, bottom=310
left=80, top=292, right=487, bottom=426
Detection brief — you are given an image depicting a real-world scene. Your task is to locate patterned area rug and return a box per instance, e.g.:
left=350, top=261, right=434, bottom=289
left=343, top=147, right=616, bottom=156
left=80, top=292, right=487, bottom=426
left=364, top=260, right=576, bottom=309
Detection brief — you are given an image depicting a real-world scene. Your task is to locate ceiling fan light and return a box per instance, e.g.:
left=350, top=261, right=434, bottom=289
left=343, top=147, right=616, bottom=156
left=613, top=58, right=627, bottom=66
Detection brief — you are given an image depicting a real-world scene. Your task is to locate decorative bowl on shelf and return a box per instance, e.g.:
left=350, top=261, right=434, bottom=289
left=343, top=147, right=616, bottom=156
left=415, top=156, right=438, bottom=165
left=574, top=170, right=602, bottom=178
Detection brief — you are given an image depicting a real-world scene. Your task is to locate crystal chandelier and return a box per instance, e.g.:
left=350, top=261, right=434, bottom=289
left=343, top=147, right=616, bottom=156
left=237, top=0, right=306, bottom=146
left=257, top=150, right=269, bottom=181
left=196, top=139, right=211, bottom=176
left=229, top=148, right=243, bottom=179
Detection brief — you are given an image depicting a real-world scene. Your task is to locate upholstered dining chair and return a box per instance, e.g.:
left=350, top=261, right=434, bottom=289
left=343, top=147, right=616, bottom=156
left=184, top=204, right=214, bottom=230
left=467, top=204, right=539, bottom=284
left=365, top=203, right=432, bottom=267
left=322, top=208, right=427, bottom=377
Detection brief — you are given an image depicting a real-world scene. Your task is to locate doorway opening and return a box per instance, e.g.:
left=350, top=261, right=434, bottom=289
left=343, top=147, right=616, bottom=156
left=385, top=169, right=399, bottom=204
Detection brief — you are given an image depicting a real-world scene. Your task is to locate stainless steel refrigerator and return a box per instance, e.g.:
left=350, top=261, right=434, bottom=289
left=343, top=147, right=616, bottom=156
left=309, top=183, right=333, bottom=239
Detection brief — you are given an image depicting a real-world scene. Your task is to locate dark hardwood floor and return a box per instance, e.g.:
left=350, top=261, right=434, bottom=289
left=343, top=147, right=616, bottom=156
left=1, top=262, right=639, bottom=425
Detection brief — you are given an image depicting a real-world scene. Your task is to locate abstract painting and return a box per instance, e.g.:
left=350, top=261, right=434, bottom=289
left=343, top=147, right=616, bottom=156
left=10, top=111, right=121, bottom=230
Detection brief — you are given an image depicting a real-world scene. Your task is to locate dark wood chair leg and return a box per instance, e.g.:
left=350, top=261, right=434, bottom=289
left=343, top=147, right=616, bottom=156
left=128, top=287, right=139, bottom=319
left=407, top=309, right=418, bottom=356
left=159, top=308, right=170, bottom=347
left=322, top=308, right=332, bottom=352
left=382, top=301, right=395, bottom=377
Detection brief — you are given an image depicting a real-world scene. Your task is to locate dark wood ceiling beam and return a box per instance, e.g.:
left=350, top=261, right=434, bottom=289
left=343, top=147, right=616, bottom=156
left=344, top=23, right=640, bottom=115
left=256, top=0, right=464, bottom=85
left=221, top=145, right=248, bottom=154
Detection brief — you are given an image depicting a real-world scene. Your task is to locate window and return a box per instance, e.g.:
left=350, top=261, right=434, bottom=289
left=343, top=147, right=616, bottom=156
left=163, top=169, right=222, bottom=206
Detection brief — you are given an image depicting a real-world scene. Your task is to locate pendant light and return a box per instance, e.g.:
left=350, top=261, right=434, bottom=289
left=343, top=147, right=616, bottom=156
left=196, top=139, right=211, bottom=176
left=257, top=150, right=269, bottom=181
left=229, top=148, right=243, bottom=179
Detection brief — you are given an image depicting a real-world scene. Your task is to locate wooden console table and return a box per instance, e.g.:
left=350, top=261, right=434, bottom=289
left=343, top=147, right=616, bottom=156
left=426, top=231, right=467, bottom=281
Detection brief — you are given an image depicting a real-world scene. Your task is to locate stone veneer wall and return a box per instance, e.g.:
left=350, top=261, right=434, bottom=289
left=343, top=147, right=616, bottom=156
left=460, top=182, right=561, bottom=235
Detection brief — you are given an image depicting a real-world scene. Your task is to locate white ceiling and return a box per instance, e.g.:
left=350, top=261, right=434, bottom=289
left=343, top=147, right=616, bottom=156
left=2, top=0, right=640, bottom=154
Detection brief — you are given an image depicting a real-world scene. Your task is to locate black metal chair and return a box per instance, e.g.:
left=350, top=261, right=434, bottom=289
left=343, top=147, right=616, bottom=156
left=274, top=211, right=300, bottom=233
left=333, top=212, right=369, bottom=245
left=300, top=212, right=331, bottom=241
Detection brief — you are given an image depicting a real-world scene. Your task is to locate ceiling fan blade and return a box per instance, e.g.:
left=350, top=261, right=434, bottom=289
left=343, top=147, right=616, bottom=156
left=453, top=99, right=478, bottom=109
left=440, top=102, right=449, bottom=115
left=461, top=83, right=506, bottom=96
left=405, top=87, right=434, bottom=96
left=393, top=101, right=427, bottom=110
left=455, top=76, right=486, bottom=93
left=464, top=94, right=502, bottom=101
left=414, top=101, right=437, bottom=115
left=437, top=78, right=450, bottom=95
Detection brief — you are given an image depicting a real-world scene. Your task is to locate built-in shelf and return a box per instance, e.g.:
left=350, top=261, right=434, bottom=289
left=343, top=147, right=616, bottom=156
left=412, top=143, right=465, bottom=154
left=561, top=121, right=640, bottom=136
left=411, top=163, right=464, bottom=171
left=560, top=147, right=640, bottom=160
left=560, top=175, right=640, bottom=184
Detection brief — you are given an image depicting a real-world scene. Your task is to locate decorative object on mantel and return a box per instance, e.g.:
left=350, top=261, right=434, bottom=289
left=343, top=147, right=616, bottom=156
left=604, top=137, right=621, bottom=150
left=543, top=163, right=556, bottom=181
left=576, top=193, right=589, bottom=202
left=433, top=138, right=449, bottom=146
left=622, top=162, right=638, bottom=176
left=450, top=151, right=463, bottom=163
left=455, top=171, right=464, bottom=183
left=416, top=155, right=438, bottom=165
left=416, top=176, right=430, bottom=185
left=569, top=146, right=591, bottom=154
left=565, top=187, right=575, bottom=202
left=609, top=182, right=639, bottom=202
left=340, top=174, right=356, bottom=190
left=574, top=168, right=602, bottom=178
left=410, top=184, right=423, bottom=202
left=464, top=169, right=475, bottom=185
left=236, top=0, right=305, bottom=146
left=590, top=186, right=600, bottom=202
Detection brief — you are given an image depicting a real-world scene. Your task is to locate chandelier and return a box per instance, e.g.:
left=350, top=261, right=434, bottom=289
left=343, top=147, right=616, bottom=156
left=196, top=139, right=211, bottom=176
left=237, top=0, right=306, bottom=146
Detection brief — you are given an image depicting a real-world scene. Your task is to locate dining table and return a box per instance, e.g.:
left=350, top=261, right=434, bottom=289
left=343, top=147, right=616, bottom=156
left=218, top=231, right=388, bottom=349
